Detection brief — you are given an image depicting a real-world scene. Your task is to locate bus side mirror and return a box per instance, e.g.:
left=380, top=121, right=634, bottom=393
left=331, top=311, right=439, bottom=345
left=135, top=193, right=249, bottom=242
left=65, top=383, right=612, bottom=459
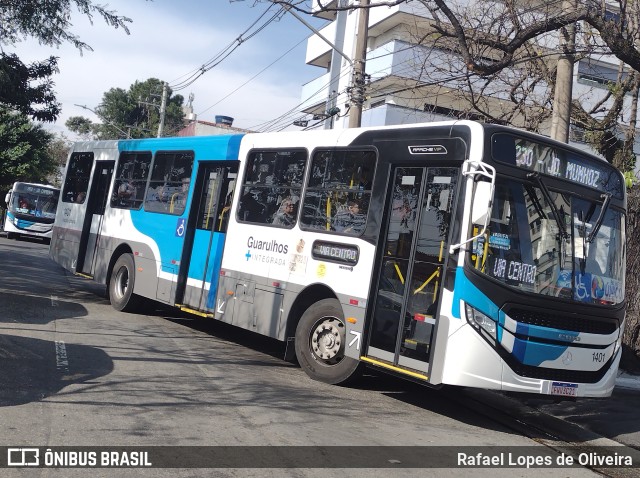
left=471, top=181, right=493, bottom=225
left=4, top=192, right=10, bottom=205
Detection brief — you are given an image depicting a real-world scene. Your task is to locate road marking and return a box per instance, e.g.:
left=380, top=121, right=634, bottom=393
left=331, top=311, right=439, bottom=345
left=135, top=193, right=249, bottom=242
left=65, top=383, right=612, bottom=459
left=55, top=340, right=69, bottom=373
left=50, top=295, right=59, bottom=307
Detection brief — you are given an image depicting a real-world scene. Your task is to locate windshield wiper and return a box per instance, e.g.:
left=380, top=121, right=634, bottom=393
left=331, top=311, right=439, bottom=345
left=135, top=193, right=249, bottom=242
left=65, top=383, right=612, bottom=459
left=524, top=184, right=547, bottom=220
left=587, top=193, right=611, bottom=243
left=527, top=172, right=568, bottom=240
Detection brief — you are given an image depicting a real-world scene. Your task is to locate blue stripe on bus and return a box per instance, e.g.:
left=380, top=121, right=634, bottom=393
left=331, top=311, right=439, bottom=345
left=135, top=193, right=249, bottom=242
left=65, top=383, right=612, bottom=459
left=452, top=267, right=571, bottom=364
left=514, top=322, right=580, bottom=343
left=511, top=336, right=567, bottom=366
left=451, top=266, right=500, bottom=320
left=6, top=211, right=36, bottom=228
left=206, top=234, right=226, bottom=309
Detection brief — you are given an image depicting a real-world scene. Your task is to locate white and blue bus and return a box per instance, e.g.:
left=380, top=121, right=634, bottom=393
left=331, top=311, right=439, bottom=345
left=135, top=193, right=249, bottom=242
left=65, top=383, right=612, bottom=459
left=4, top=182, right=60, bottom=241
left=49, top=121, right=626, bottom=398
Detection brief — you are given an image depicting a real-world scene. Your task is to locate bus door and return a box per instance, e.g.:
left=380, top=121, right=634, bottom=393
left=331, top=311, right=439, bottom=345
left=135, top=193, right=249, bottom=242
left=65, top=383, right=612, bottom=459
left=176, top=161, right=238, bottom=313
left=366, top=166, right=459, bottom=377
left=76, top=161, right=114, bottom=276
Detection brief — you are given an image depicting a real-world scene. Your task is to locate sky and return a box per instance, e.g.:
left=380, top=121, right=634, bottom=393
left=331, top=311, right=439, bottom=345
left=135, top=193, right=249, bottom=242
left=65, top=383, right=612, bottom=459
left=9, top=0, right=326, bottom=138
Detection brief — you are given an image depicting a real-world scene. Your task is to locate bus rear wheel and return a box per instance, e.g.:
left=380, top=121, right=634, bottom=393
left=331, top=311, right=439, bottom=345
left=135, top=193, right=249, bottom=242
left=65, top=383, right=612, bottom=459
left=109, top=253, right=139, bottom=312
left=295, top=298, right=362, bottom=385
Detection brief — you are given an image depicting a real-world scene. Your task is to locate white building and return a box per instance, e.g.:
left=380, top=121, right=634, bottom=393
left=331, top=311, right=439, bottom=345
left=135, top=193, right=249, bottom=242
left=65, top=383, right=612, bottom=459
left=299, top=0, right=640, bottom=168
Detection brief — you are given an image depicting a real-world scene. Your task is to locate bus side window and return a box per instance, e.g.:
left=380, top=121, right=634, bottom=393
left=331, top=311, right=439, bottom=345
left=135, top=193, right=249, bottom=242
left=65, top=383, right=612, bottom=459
left=301, top=149, right=376, bottom=235
left=110, top=152, right=152, bottom=210
left=237, top=149, right=307, bottom=226
left=62, top=152, right=94, bottom=204
left=144, top=151, right=194, bottom=215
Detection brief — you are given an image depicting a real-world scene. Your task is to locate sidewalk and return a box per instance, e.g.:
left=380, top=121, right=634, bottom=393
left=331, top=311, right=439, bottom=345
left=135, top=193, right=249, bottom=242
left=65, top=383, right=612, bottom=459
left=615, top=371, right=640, bottom=391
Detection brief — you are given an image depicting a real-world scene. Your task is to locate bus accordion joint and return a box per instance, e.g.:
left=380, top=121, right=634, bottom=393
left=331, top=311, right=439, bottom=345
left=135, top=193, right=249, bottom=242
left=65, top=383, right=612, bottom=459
left=48, top=122, right=626, bottom=399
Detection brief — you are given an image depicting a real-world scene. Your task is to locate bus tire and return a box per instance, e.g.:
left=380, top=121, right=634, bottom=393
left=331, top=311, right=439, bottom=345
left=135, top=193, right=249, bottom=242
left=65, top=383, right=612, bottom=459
left=109, top=253, right=139, bottom=312
left=6, top=232, right=15, bottom=239
left=295, top=298, right=363, bottom=385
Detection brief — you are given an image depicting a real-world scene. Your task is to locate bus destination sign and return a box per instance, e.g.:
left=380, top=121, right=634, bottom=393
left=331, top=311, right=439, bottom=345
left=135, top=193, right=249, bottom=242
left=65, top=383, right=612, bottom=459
left=491, top=133, right=623, bottom=198
left=16, top=184, right=56, bottom=196
left=311, top=240, right=359, bottom=266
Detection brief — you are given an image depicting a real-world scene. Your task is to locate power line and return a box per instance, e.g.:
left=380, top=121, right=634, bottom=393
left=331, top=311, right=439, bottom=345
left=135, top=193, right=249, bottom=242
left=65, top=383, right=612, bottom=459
left=169, top=4, right=286, bottom=92
left=249, top=67, right=353, bottom=133
left=197, top=35, right=309, bottom=117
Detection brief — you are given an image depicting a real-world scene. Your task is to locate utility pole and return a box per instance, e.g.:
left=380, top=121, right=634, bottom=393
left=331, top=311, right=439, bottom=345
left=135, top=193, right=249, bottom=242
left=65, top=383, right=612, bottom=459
left=348, top=0, right=370, bottom=129
left=549, top=0, right=576, bottom=143
left=284, top=5, right=354, bottom=129
left=325, top=0, right=349, bottom=129
left=157, top=82, right=168, bottom=138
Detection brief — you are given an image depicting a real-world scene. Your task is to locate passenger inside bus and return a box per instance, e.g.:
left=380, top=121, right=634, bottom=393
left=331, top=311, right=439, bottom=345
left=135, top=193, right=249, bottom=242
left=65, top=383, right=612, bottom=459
left=271, top=198, right=296, bottom=227
left=332, top=199, right=366, bottom=234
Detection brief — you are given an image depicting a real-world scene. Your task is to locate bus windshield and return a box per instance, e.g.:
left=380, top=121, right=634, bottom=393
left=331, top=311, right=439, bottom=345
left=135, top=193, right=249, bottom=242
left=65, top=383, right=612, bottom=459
left=9, top=185, right=59, bottom=221
left=471, top=176, right=625, bottom=305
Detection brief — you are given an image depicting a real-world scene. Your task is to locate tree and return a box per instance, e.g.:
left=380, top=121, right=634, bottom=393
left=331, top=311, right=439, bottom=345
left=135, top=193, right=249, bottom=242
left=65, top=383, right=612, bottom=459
left=0, top=0, right=131, bottom=121
left=0, top=107, right=58, bottom=194
left=46, top=135, right=72, bottom=186
left=66, top=78, right=185, bottom=139
left=65, top=116, right=95, bottom=139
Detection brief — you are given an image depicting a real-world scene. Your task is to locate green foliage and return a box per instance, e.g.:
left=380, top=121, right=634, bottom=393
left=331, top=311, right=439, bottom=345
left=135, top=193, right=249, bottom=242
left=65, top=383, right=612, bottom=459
left=0, top=107, right=58, bottom=193
left=0, top=53, right=61, bottom=122
left=624, top=171, right=638, bottom=189
left=0, top=1, right=131, bottom=52
left=0, top=1, right=131, bottom=121
left=65, top=115, right=96, bottom=139
left=66, top=78, right=185, bottom=139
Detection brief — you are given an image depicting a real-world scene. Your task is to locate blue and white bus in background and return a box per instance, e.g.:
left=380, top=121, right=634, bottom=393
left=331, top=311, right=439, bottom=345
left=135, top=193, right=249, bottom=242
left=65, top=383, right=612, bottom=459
left=4, top=182, right=60, bottom=241
left=49, top=121, right=626, bottom=398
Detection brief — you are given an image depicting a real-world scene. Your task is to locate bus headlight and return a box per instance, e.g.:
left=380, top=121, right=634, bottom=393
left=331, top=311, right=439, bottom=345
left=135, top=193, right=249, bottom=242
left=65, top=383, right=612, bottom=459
left=465, top=303, right=497, bottom=340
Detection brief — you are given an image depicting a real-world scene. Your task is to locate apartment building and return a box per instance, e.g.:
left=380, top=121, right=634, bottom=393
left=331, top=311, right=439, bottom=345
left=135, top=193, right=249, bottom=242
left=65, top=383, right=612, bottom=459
left=299, top=0, right=639, bottom=163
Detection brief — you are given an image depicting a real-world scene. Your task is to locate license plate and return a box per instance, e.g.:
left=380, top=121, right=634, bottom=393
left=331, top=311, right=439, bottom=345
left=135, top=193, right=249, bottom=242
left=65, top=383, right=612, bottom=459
left=551, top=381, right=578, bottom=397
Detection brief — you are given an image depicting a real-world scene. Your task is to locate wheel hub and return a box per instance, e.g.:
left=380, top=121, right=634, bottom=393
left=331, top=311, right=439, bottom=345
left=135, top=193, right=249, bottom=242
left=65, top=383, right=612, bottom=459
left=311, top=318, right=343, bottom=361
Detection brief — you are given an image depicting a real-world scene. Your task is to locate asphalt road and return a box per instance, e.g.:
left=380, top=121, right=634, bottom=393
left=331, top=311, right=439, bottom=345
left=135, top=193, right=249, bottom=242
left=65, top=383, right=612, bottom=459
left=0, top=234, right=636, bottom=477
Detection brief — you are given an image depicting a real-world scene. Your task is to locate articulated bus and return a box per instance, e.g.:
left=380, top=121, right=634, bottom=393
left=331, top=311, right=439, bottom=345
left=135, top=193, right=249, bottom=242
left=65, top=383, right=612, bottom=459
left=49, top=121, right=626, bottom=398
left=4, top=182, right=60, bottom=241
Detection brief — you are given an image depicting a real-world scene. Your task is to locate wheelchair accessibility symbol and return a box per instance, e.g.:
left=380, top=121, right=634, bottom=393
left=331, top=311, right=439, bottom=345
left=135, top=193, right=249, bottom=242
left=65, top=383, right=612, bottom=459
left=175, top=218, right=186, bottom=237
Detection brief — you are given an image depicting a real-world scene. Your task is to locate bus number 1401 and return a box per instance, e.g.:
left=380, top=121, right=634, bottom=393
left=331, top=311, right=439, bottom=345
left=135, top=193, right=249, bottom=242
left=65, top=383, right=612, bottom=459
left=592, top=352, right=606, bottom=363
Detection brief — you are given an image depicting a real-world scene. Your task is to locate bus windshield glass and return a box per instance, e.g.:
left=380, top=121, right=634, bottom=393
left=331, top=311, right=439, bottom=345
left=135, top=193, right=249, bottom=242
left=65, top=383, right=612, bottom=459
left=470, top=176, right=625, bottom=305
left=9, top=184, right=59, bottom=221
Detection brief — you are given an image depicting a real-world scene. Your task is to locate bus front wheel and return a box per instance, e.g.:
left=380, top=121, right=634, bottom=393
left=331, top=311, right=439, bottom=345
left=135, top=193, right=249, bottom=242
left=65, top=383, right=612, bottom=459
left=295, top=298, right=363, bottom=385
left=109, top=253, right=139, bottom=312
